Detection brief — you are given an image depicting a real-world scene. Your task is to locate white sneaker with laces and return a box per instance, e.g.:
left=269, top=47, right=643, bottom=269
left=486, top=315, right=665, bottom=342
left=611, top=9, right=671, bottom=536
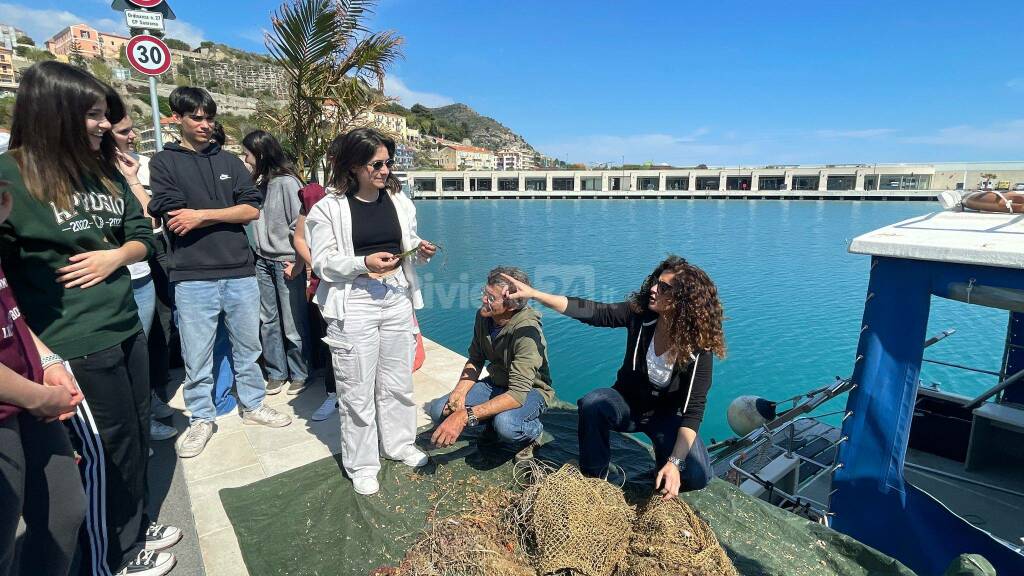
left=150, top=419, right=178, bottom=441
left=311, top=393, right=338, bottom=422
left=353, top=476, right=379, bottom=495
left=242, top=404, right=292, bottom=428
left=115, top=550, right=175, bottom=575
left=142, top=522, right=182, bottom=551
left=174, top=421, right=214, bottom=458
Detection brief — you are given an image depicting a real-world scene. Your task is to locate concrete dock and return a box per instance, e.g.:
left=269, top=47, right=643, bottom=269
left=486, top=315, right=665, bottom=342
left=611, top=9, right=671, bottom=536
left=151, top=338, right=465, bottom=575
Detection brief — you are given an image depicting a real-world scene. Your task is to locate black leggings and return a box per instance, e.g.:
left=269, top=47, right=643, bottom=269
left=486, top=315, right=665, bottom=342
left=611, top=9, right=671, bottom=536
left=0, top=412, right=86, bottom=576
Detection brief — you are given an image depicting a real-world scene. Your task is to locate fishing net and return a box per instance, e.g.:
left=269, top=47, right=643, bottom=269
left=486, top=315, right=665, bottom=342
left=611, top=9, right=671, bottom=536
left=380, top=487, right=532, bottom=576
left=523, top=464, right=634, bottom=576
left=386, top=462, right=737, bottom=576
left=620, top=498, right=738, bottom=576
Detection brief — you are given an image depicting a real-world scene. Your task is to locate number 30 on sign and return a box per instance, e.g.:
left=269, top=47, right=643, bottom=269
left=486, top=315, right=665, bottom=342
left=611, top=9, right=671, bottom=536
left=126, top=34, right=171, bottom=76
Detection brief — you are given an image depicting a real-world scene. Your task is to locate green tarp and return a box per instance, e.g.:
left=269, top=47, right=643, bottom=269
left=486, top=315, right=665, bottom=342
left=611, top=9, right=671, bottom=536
left=220, top=406, right=920, bottom=576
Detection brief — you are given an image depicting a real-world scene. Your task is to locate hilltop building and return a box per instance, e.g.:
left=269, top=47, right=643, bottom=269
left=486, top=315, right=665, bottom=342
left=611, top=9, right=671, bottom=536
left=0, top=24, right=27, bottom=50
left=0, top=46, right=14, bottom=88
left=138, top=117, right=181, bottom=155
left=45, top=24, right=125, bottom=60
left=495, top=149, right=537, bottom=171
left=437, top=143, right=495, bottom=171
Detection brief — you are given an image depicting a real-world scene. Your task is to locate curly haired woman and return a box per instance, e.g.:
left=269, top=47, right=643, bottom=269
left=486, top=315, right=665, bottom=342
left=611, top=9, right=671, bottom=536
left=500, top=255, right=725, bottom=498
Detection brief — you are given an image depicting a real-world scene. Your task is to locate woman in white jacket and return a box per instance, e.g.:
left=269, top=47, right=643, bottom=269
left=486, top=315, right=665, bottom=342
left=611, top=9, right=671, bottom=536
left=305, top=128, right=436, bottom=495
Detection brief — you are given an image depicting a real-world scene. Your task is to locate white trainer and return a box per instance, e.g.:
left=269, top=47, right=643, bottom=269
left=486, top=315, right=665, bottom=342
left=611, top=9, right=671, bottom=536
left=398, top=446, right=429, bottom=468
left=115, top=550, right=175, bottom=575
left=353, top=476, right=379, bottom=495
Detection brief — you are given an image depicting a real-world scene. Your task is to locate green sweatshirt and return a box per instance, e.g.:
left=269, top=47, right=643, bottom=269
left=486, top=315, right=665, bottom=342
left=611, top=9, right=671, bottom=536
left=467, top=307, right=555, bottom=406
left=0, top=152, right=154, bottom=359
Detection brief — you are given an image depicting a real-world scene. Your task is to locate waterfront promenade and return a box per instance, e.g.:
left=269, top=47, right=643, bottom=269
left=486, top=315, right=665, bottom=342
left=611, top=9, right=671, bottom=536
left=149, top=339, right=466, bottom=575
left=405, top=161, right=1024, bottom=201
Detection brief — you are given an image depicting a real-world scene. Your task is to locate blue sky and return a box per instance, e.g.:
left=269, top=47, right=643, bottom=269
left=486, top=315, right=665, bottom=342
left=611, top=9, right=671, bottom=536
left=4, top=0, right=1023, bottom=165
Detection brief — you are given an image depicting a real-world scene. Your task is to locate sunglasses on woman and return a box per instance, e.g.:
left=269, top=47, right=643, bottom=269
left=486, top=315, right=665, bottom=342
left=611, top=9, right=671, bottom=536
left=654, top=280, right=673, bottom=293
left=367, top=159, right=395, bottom=171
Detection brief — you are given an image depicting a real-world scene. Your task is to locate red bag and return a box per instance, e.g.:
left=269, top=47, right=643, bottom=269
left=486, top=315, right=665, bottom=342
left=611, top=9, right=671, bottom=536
left=413, top=313, right=425, bottom=372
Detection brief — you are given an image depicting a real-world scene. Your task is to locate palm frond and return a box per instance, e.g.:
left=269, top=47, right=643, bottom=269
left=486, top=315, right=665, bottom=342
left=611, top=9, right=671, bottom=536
left=264, top=0, right=403, bottom=179
left=336, top=31, right=404, bottom=90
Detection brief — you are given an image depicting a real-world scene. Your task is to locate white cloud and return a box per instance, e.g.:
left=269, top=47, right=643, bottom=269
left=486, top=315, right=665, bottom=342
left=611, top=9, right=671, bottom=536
left=1007, top=78, right=1024, bottom=92
left=0, top=3, right=83, bottom=43
left=164, top=19, right=206, bottom=48
left=900, top=119, right=1024, bottom=149
left=383, top=76, right=454, bottom=108
left=0, top=3, right=204, bottom=49
left=815, top=128, right=898, bottom=139
left=235, top=28, right=269, bottom=46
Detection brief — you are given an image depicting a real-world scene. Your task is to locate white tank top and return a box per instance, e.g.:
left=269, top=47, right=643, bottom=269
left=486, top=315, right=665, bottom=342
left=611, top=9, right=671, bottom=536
left=646, top=339, right=674, bottom=389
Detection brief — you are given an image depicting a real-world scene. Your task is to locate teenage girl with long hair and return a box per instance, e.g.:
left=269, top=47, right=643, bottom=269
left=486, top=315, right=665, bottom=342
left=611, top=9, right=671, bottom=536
left=0, top=61, right=178, bottom=576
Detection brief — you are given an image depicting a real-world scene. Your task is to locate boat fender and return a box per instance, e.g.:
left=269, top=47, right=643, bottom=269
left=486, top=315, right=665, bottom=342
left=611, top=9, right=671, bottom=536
left=727, top=395, right=778, bottom=436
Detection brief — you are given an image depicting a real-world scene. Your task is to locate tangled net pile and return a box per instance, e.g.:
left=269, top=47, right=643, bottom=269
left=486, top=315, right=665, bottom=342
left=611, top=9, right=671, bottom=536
left=382, top=462, right=737, bottom=576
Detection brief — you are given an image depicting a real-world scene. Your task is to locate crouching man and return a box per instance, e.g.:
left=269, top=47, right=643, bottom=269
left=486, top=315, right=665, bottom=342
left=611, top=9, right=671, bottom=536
left=429, top=267, right=553, bottom=459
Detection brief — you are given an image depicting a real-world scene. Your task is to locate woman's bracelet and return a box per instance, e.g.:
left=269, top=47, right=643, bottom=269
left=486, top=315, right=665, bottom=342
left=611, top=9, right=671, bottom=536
left=127, top=180, right=143, bottom=187
left=40, top=353, right=64, bottom=370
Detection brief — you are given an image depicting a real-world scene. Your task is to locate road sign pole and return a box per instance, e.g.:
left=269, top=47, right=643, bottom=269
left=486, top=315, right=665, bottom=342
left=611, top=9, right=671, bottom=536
left=143, top=26, right=163, bottom=152
left=148, top=74, right=163, bottom=152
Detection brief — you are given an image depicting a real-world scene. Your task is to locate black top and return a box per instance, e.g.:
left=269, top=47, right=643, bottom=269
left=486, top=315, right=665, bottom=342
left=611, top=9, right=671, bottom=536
left=563, top=297, right=713, bottom=432
left=347, top=191, right=402, bottom=257
left=148, top=141, right=263, bottom=282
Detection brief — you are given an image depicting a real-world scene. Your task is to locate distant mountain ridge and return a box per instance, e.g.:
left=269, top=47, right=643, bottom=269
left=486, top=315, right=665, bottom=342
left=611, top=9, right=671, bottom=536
left=384, top=101, right=541, bottom=156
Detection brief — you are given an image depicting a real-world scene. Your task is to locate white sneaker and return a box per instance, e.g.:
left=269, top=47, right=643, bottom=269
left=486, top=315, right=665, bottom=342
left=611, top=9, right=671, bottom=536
left=115, top=550, right=175, bottom=575
left=398, top=446, right=429, bottom=468
left=141, top=523, right=182, bottom=551
left=311, top=393, right=338, bottom=421
left=150, top=419, right=178, bottom=441
left=175, top=421, right=214, bottom=458
left=353, top=476, right=379, bottom=495
left=150, top=393, right=175, bottom=419
left=241, top=404, right=292, bottom=428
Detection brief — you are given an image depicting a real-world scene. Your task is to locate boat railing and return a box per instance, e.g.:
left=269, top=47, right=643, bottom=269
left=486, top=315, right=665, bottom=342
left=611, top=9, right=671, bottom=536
left=724, top=417, right=846, bottom=520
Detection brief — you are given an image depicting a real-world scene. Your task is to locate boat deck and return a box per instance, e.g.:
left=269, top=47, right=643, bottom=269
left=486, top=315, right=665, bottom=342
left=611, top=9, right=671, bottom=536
left=905, top=448, right=1024, bottom=546
left=714, top=412, right=1024, bottom=551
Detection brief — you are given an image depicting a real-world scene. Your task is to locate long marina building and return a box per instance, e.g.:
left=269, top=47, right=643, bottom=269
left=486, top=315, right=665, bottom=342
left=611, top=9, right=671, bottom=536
left=406, top=162, right=1024, bottom=200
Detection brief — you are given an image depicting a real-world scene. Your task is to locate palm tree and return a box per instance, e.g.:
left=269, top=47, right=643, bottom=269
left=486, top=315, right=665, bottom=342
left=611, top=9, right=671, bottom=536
left=265, top=0, right=403, bottom=179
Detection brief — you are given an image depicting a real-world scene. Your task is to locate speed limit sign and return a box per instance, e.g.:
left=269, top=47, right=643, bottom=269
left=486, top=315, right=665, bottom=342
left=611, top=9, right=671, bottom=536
left=126, top=34, right=171, bottom=76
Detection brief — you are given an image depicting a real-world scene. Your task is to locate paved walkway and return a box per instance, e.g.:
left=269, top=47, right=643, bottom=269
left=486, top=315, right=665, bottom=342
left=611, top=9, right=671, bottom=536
left=163, top=338, right=464, bottom=575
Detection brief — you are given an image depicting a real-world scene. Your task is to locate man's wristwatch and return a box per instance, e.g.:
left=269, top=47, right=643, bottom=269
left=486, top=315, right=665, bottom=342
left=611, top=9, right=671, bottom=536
left=40, top=353, right=64, bottom=370
left=465, top=406, right=479, bottom=427
left=668, top=456, right=685, bottom=471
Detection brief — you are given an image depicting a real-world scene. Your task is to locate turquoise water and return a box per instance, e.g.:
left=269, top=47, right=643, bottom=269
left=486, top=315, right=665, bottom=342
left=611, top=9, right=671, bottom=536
left=412, top=200, right=1007, bottom=442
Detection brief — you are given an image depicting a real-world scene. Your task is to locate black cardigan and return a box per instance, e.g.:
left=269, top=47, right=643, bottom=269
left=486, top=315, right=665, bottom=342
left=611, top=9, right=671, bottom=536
left=563, top=297, right=712, bottom=432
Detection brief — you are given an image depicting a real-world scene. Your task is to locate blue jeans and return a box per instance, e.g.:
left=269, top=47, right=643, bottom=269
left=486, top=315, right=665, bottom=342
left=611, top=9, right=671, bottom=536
left=131, top=276, right=155, bottom=338
left=213, top=317, right=239, bottom=417
left=174, top=277, right=265, bottom=423
left=577, top=387, right=711, bottom=491
left=428, top=380, right=547, bottom=446
left=255, top=257, right=310, bottom=383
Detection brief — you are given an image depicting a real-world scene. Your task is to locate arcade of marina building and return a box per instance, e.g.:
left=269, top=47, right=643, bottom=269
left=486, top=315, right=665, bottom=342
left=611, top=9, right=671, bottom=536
left=405, top=162, right=1024, bottom=200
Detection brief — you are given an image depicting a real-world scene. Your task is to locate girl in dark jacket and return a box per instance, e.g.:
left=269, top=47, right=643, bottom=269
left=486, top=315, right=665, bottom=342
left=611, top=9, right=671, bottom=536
left=500, top=255, right=726, bottom=499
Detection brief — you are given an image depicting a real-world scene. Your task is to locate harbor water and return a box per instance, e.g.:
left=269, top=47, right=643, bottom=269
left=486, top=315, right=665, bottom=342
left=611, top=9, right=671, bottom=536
left=413, top=199, right=1005, bottom=442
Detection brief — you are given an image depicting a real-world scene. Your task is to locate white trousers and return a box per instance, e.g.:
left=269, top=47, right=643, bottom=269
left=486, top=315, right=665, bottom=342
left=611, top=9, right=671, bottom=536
left=326, top=274, right=417, bottom=479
